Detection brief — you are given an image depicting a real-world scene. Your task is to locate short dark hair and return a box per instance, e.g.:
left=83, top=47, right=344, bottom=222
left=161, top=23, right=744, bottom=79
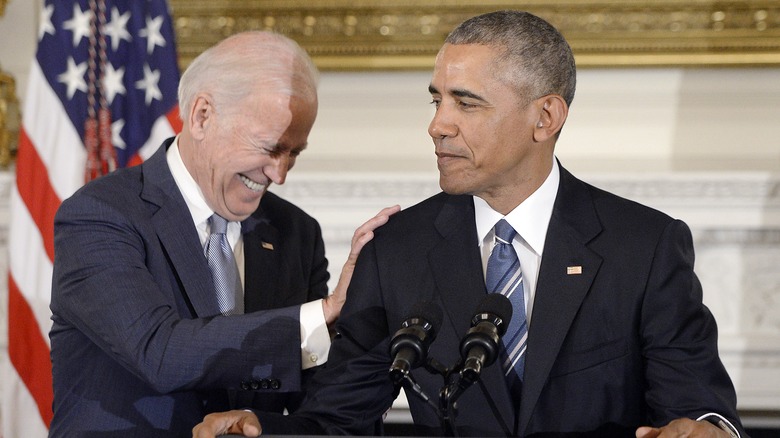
left=445, top=10, right=576, bottom=107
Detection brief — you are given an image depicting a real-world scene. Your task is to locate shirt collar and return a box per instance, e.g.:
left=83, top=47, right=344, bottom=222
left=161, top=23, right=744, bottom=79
left=474, top=159, right=560, bottom=256
left=166, top=135, right=213, bottom=228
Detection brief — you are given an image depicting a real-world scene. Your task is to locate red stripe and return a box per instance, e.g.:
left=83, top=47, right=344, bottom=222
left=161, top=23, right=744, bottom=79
left=8, top=275, right=54, bottom=428
left=127, top=108, right=181, bottom=167
left=167, top=104, right=182, bottom=134
left=15, top=127, right=61, bottom=262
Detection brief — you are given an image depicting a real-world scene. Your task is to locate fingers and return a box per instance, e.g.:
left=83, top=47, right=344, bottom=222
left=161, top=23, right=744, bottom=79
left=635, top=426, right=660, bottom=438
left=636, top=418, right=729, bottom=438
left=192, top=410, right=261, bottom=438
left=349, top=205, right=401, bottom=254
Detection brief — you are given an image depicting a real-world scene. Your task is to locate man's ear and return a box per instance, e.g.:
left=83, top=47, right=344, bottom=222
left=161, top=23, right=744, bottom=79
left=189, top=94, right=213, bottom=141
left=533, top=94, right=568, bottom=142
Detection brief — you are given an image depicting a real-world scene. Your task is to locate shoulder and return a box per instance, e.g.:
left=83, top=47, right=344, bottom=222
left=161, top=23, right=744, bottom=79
left=58, top=165, right=144, bottom=215
left=373, top=191, right=469, bottom=241
left=559, top=166, right=677, bottom=235
left=586, top=182, right=677, bottom=234
left=255, top=191, right=321, bottom=234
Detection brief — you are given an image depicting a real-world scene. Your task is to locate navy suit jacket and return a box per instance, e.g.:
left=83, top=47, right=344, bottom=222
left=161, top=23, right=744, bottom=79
left=260, top=164, right=745, bottom=437
left=50, top=138, right=329, bottom=437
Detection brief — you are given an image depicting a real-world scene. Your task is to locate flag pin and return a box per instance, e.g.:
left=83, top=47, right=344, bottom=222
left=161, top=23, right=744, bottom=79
left=567, top=266, right=582, bottom=275
left=262, top=242, right=274, bottom=250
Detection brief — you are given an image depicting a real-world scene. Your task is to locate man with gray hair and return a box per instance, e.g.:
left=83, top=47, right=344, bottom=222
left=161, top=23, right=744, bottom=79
left=195, top=11, right=745, bottom=438
left=49, top=31, right=398, bottom=436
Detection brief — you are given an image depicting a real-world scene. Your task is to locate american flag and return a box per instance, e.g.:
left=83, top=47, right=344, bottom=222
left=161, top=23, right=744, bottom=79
left=3, top=0, right=181, bottom=435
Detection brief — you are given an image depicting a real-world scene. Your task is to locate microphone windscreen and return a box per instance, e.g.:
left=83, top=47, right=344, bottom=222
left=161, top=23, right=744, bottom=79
left=405, top=300, right=443, bottom=332
left=474, top=294, right=513, bottom=330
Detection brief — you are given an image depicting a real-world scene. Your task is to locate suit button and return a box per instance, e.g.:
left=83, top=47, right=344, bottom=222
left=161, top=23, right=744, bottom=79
left=240, top=381, right=250, bottom=390
left=260, top=379, right=270, bottom=389
left=270, top=379, right=280, bottom=390
left=250, top=380, right=260, bottom=390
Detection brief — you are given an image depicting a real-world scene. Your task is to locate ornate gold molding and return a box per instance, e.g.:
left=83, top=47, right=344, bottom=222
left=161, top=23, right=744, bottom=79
left=170, top=0, right=780, bottom=70
left=0, top=70, right=20, bottom=168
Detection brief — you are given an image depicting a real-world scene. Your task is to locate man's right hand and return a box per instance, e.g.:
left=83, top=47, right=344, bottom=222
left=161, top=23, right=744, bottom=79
left=192, top=410, right=261, bottom=438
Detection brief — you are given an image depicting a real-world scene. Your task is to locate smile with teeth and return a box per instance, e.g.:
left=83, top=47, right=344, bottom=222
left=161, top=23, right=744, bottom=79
left=239, top=174, right=266, bottom=192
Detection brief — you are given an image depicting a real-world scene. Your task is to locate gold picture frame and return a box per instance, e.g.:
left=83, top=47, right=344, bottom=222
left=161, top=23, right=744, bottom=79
left=170, top=0, right=780, bottom=70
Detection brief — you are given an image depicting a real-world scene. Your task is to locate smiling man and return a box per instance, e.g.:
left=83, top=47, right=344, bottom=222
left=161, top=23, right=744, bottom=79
left=49, top=31, right=398, bottom=437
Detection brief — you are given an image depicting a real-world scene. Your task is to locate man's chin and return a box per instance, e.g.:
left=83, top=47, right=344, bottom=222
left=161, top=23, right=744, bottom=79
left=439, top=178, right=467, bottom=195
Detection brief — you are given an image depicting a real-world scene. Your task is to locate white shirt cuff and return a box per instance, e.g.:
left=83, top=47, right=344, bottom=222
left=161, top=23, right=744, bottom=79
left=299, top=299, right=331, bottom=370
left=696, top=413, right=740, bottom=438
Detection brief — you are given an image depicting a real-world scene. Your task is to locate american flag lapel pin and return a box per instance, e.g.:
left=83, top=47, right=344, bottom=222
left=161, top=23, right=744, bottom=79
left=567, top=266, right=582, bottom=275
left=261, top=242, right=274, bottom=251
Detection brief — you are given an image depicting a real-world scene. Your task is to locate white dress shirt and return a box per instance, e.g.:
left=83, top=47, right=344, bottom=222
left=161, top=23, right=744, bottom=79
left=167, top=136, right=330, bottom=369
left=474, top=160, right=559, bottom=324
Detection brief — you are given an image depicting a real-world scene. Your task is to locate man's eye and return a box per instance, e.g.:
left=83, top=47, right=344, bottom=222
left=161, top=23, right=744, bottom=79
left=429, top=99, right=441, bottom=108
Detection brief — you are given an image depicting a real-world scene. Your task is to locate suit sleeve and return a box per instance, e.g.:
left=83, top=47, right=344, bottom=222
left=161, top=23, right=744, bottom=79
left=51, top=192, right=303, bottom=394
left=640, top=219, right=745, bottom=435
left=262, top=238, right=398, bottom=435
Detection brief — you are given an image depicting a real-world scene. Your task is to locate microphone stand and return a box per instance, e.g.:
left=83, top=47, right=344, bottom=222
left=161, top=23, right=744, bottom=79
left=393, top=356, right=509, bottom=436
left=393, top=356, right=462, bottom=437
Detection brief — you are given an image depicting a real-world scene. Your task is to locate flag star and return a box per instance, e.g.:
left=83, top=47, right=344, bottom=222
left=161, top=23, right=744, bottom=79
left=57, top=57, right=88, bottom=99
left=62, top=3, right=93, bottom=47
left=135, top=64, right=162, bottom=105
left=112, top=119, right=126, bottom=149
left=104, top=7, right=132, bottom=51
left=138, top=15, right=167, bottom=55
left=102, top=63, right=126, bottom=104
left=39, top=4, right=55, bottom=40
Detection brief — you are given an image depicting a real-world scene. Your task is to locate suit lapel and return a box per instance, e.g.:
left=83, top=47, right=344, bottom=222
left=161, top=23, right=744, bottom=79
left=429, top=196, right=484, bottom=338
left=242, top=213, right=281, bottom=312
left=518, top=165, right=604, bottom=435
left=141, top=140, right=221, bottom=317
left=428, top=195, right=518, bottom=432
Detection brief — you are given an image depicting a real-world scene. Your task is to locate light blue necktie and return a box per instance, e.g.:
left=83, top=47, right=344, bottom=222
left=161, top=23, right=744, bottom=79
left=485, top=219, right=528, bottom=390
left=206, top=214, right=243, bottom=315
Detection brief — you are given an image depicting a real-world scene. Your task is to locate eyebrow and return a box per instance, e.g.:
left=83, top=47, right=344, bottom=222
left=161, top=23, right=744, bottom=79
left=428, top=84, right=488, bottom=103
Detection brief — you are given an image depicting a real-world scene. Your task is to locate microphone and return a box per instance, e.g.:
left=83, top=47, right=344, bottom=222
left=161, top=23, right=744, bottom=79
left=388, top=300, right=443, bottom=384
left=459, top=293, right=512, bottom=385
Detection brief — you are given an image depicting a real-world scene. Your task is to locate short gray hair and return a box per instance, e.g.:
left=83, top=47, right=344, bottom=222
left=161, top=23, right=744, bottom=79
left=178, top=31, right=319, bottom=120
left=445, top=10, right=576, bottom=107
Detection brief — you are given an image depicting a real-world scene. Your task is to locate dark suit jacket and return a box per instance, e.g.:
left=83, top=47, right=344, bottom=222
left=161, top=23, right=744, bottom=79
left=49, top=138, right=329, bottom=437
left=261, top=164, right=745, bottom=437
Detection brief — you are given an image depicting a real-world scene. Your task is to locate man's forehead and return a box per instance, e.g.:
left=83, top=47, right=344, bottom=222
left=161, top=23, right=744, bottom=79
left=430, top=58, right=487, bottom=96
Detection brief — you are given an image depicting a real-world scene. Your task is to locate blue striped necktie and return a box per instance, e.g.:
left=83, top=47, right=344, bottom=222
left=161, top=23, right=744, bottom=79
left=485, top=219, right=528, bottom=391
left=206, top=214, right=244, bottom=315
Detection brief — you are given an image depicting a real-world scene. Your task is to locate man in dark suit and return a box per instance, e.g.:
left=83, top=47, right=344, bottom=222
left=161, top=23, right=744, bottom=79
left=49, top=31, right=398, bottom=436
left=194, top=11, right=745, bottom=438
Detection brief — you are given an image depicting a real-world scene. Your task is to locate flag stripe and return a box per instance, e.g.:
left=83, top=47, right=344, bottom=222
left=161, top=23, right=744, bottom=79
left=166, top=105, right=182, bottom=134
left=8, top=276, right=54, bottom=427
left=139, top=107, right=177, bottom=160
left=23, top=61, right=86, bottom=200
left=15, top=127, right=60, bottom=262
left=9, top=188, right=55, bottom=344
left=0, top=362, right=49, bottom=437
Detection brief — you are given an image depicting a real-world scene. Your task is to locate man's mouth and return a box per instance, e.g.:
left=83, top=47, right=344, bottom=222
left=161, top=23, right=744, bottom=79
left=239, top=174, right=266, bottom=192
